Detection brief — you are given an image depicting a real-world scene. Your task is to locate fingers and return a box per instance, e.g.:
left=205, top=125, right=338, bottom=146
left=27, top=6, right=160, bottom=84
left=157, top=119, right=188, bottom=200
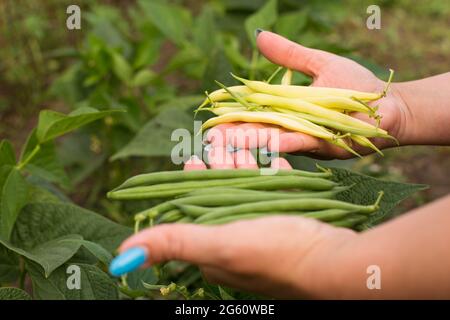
left=119, top=224, right=226, bottom=266
left=233, top=149, right=258, bottom=169
left=256, top=31, right=334, bottom=77
left=207, top=123, right=236, bottom=147
left=270, top=157, right=292, bottom=169
left=268, top=131, right=320, bottom=153
left=229, top=123, right=268, bottom=149
left=207, top=146, right=235, bottom=169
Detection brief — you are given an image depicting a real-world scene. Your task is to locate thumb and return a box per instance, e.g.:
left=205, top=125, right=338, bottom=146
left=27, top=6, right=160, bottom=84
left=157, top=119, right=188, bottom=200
left=256, top=31, right=334, bottom=77
left=119, top=224, right=228, bottom=266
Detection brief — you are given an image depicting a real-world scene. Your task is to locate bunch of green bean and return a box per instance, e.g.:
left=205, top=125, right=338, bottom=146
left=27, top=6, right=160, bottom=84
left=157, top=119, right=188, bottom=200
left=107, top=168, right=383, bottom=232
left=196, top=68, right=397, bottom=157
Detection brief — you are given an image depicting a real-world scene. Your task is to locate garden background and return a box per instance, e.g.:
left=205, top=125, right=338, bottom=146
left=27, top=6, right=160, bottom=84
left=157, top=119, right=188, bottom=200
left=0, top=0, right=449, bottom=299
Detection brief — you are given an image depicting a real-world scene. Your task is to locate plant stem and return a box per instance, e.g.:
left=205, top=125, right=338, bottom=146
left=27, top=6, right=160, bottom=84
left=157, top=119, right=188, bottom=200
left=16, top=144, right=41, bottom=170
left=19, top=257, right=26, bottom=290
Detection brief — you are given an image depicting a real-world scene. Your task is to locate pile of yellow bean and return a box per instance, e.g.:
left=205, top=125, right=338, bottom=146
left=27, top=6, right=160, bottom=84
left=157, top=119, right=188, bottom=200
left=197, top=69, right=396, bottom=157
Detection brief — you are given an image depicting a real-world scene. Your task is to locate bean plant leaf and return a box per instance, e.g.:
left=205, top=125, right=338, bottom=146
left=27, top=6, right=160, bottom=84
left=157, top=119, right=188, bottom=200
left=0, top=287, right=32, bottom=300
left=131, top=69, right=156, bottom=87
left=11, top=202, right=131, bottom=253
left=0, top=235, right=83, bottom=278
left=0, top=245, right=20, bottom=283
left=0, top=140, right=16, bottom=166
left=202, top=49, right=235, bottom=92
left=77, top=240, right=113, bottom=265
left=275, top=10, right=308, bottom=40
left=218, top=286, right=236, bottom=300
left=244, top=0, right=278, bottom=46
left=138, top=0, right=191, bottom=46
left=111, top=51, right=133, bottom=84
left=193, top=6, right=217, bottom=53
left=127, top=268, right=159, bottom=291
left=27, top=262, right=118, bottom=300
left=111, top=96, right=203, bottom=160
left=36, top=107, right=122, bottom=144
left=21, top=131, right=70, bottom=189
left=0, top=168, right=29, bottom=239
left=329, top=167, right=428, bottom=227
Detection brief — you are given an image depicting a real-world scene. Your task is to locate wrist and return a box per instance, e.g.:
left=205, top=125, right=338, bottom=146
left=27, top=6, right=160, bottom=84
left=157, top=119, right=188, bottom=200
left=386, top=82, right=416, bottom=146
left=290, top=226, right=359, bottom=299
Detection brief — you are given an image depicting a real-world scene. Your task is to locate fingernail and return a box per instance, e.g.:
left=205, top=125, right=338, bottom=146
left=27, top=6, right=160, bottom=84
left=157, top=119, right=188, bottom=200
left=109, top=247, right=148, bottom=277
left=255, top=28, right=264, bottom=38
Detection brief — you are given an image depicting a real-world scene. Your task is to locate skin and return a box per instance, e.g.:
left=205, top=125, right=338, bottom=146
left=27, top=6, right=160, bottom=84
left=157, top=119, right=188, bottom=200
left=119, top=32, right=450, bottom=299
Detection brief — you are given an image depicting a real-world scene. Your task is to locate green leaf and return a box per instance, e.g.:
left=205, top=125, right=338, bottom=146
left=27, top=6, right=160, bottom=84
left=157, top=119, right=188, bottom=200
left=111, top=96, right=203, bottom=160
left=0, top=235, right=83, bottom=278
left=27, top=262, right=118, bottom=300
left=0, top=165, right=13, bottom=192
left=202, top=49, right=234, bottom=92
left=78, top=240, right=113, bottom=265
left=0, top=140, right=16, bottom=166
left=330, top=167, right=428, bottom=227
left=36, top=107, right=121, bottom=144
left=218, top=286, right=236, bottom=300
left=193, top=6, right=217, bottom=53
left=222, top=35, right=250, bottom=69
left=0, top=287, right=32, bottom=300
left=244, top=0, right=278, bottom=46
left=138, top=0, right=191, bottom=45
left=127, top=268, right=158, bottom=291
left=133, top=37, right=162, bottom=69
left=275, top=10, right=308, bottom=40
left=0, top=245, right=20, bottom=283
left=111, top=51, right=133, bottom=84
left=0, top=168, right=29, bottom=239
left=131, top=69, right=156, bottom=87
left=165, top=45, right=204, bottom=74
left=21, top=131, right=70, bottom=189
left=11, top=202, right=131, bottom=253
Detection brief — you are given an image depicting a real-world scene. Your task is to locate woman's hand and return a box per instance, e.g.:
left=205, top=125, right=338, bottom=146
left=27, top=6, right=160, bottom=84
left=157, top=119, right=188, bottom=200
left=207, top=31, right=411, bottom=159
left=119, top=215, right=356, bottom=299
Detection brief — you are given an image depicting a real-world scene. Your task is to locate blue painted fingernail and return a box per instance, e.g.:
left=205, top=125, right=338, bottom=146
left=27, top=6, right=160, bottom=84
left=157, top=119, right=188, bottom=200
left=255, top=28, right=264, bottom=38
left=109, top=247, right=148, bottom=277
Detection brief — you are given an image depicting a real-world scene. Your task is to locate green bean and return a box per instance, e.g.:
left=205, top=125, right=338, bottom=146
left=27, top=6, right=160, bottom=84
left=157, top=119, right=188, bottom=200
left=202, top=213, right=269, bottom=225
left=158, top=209, right=184, bottom=223
left=196, top=193, right=383, bottom=223
left=108, top=176, right=338, bottom=200
left=232, top=74, right=382, bottom=100
left=181, top=186, right=349, bottom=198
left=330, top=215, right=368, bottom=228
left=138, top=187, right=346, bottom=218
left=176, top=204, right=212, bottom=218
left=302, top=209, right=354, bottom=222
left=271, top=107, right=387, bottom=138
left=114, top=168, right=332, bottom=190
left=350, top=134, right=384, bottom=156
left=200, top=209, right=362, bottom=225
left=245, top=93, right=384, bottom=132
left=176, top=216, right=194, bottom=223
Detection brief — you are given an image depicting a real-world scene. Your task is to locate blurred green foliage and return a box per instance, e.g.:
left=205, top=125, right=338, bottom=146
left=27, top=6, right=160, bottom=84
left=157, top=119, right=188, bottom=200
left=1, top=0, right=448, bottom=215
left=0, top=0, right=448, bottom=300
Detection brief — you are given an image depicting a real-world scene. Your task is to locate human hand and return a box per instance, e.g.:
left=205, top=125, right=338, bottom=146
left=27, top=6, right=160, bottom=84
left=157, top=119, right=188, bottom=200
left=205, top=31, right=411, bottom=159
left=119, top=215, right=356, bottom=298
left=116, top=151, right=358, bottom=299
